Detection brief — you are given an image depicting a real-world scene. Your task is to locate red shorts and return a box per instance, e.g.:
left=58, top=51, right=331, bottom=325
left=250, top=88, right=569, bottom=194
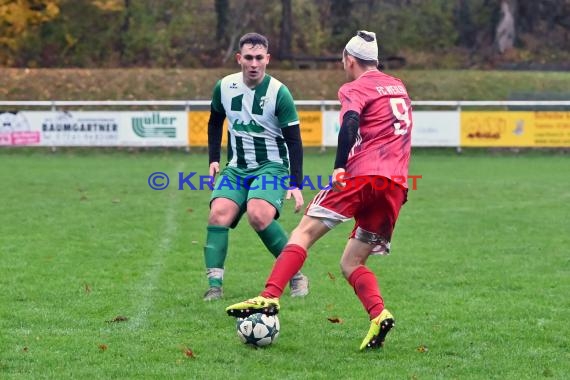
left=305, top=176, right=407, bottom=254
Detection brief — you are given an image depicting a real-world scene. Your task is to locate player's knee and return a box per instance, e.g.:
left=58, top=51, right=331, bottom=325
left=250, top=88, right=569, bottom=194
left=246, top=209, right=273, bottom=231
left=339, top=260, right=354, bottom=279
left=208, top=208, right=234, bottom=226
left=339, top=254, right=365, bottom=279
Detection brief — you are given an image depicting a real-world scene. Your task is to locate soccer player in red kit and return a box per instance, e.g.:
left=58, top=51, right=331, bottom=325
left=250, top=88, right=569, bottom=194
left=226, top=30, right=413, bottom=351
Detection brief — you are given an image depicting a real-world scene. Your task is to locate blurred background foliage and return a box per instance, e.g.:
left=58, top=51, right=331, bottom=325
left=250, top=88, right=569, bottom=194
left=1, top=0, right=569, bottom=69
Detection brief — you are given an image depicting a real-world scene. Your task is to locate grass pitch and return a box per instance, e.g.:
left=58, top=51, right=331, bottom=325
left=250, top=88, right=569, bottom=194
left=1, top=149, right=569, bottom=379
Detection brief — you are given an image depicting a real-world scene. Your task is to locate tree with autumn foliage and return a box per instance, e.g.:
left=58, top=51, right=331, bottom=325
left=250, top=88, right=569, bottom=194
left=1, top=0, right=569, bottom=69
left=0, top=0, right=60, bottom=65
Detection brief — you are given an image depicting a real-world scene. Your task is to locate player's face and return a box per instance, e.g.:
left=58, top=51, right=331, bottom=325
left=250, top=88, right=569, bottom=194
left=237, top=44, right=270, bottom=88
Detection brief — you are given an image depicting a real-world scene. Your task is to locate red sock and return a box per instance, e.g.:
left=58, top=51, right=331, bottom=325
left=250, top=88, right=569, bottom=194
left=261, top=244, right=307, bottom=298
left=347, top=266, right=384, bottom=320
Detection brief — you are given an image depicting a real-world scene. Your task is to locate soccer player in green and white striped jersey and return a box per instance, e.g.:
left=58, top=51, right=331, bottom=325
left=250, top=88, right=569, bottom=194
left=202, top=32, right=308, bottom=301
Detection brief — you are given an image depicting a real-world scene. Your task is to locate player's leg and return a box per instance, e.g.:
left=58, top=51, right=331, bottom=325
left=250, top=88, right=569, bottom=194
left=247, top=199, right=311, bottom=297
left=261, top=214, right=330, bottom=298
left=203, top=198, right=240, bottom=300
left=247, top=170, right=309, bottom=297
left=340, top=238, right=394, bottom=350
left=226, top=185, right=356, bottom=317
left=246, top=198, right=286, bottom=257
left=202, top=167, right=247, bottom=301
left=226, top=215, right=329, bottom=317
left=343, top=176, right=406, bottom=349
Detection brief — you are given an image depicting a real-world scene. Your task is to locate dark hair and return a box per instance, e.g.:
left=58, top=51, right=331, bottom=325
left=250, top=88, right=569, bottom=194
left=357, top=30, right=375, bottom=42
left=239, top=33, right=269, bottom=50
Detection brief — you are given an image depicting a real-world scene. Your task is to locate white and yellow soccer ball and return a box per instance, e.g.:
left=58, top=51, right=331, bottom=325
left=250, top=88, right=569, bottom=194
left=236, top=313, right=280, bottom=347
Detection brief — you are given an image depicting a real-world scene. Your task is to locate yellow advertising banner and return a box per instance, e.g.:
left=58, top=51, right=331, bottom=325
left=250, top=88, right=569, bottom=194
left=533, top=112, right=570, bottom=147
left=461, top=111, right=570, bottom=147
left=298, top=111, right=323, bottom=147
left=461, top=111, right=534, bottom=147
left=188, top=111, right=228, bottom=146
left=189, top=110, right=323, bottom=147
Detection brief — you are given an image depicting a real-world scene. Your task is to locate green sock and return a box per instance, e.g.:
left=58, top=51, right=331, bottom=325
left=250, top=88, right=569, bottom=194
left=257, top=220, right=288, bottom=259
left=204, top=225, right=229, bottom=287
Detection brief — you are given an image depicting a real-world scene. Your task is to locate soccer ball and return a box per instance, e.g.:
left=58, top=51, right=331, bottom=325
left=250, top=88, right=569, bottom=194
left=236, top=313, right=280, bottom=347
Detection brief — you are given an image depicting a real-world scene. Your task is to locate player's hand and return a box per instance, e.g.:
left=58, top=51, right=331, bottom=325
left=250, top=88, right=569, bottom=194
left=209, top=162, right=220, bottom=184
left=332, top=168, right=346, bottom=191
left=286, top=187, right=304, bottom=213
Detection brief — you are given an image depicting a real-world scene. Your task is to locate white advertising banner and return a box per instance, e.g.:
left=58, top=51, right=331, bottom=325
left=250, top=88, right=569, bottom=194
left=32, top=111, right=120, bottom=146
left=323, top=110, right=341, bottom=147
left=323, top=110, right=460, bottom=147
left=412, top=111, right=460, bottom=147
left=119, top=111, right=187, bottom=146
left=0, top=111, right=187, bottom=146
left=0, top=111, right=42, bottom=146
left=3, top=109, right=456, bottom=147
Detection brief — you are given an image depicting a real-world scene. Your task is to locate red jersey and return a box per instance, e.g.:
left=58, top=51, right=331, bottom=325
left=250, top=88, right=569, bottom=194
left=338, top=70, right=413, bottom=188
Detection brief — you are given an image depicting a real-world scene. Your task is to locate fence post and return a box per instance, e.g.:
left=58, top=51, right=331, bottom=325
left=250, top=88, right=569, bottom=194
left=185, top=101, right=191, bottom=153
left=456, top=101, right=462, bottom=154
left=320, top=101, right=326, bottom=153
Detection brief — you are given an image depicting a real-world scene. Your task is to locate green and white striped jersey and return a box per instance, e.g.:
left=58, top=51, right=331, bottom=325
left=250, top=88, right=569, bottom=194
left=211, top=72, right=299, bottom=169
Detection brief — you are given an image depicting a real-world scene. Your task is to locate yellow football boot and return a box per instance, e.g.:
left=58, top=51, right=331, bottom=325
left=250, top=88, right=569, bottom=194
left=360, top=309, right=395, bottom=350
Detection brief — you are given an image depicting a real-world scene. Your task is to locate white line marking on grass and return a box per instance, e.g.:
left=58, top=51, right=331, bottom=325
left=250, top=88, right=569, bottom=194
left=129, top=164, right=183, bottom=331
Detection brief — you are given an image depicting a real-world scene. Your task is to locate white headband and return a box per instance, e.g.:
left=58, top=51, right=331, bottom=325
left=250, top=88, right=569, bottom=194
left=345, top=30, right=378, bottom=61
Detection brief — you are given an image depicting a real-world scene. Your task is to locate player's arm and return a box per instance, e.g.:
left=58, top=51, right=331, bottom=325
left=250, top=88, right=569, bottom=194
left=332, top=110, right=360, bottom=188
left=276, top=85, right=303, bottom=188
left=334, top=110, right=360, bottom=169
left=283, top=125, right=304, bottom=212
left=276, top=84, right=304, bottom=212
left=208, top=80, right=226, bottom=178
left=207, top=108, right=225, bottom=164
left=282, top=124, right=303, bottom=188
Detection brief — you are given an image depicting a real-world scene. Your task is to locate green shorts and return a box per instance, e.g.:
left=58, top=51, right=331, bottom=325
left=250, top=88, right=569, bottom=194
left=210, top=163, right=290, bottom=228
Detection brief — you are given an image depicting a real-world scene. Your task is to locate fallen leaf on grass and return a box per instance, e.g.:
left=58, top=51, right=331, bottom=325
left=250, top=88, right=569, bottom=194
left=84, top=283, right=91, bottom=294
left=98, top=344, right=108, bottom=351
left=327, top=317, right=343, bottom=324
left=106, top=316, right=129, bottom=323
left=182, top=346, right=196, bottom=359
left=327, top=272, right=336, bottom=281
left=187, top=208, right=194, bottom=213
left=417, top=345, right=428, bottom=353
